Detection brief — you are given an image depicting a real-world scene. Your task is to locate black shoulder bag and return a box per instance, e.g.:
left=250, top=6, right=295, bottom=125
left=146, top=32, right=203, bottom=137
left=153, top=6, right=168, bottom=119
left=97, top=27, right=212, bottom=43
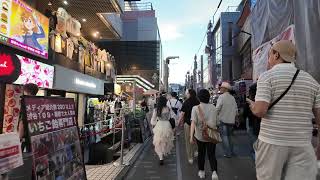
left=268, top=69, right=300, bottom=110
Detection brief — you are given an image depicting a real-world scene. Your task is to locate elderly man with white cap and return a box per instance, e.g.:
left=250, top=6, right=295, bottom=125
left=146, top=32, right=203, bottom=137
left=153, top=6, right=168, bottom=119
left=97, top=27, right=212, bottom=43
left=247, top=40, right=320, bottom=180
left=216, top=81, right=238, bottom=158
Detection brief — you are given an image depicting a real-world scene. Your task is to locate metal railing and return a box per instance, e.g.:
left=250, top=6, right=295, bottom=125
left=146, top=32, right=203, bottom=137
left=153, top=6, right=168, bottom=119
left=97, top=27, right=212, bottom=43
left=124, top=2, right=153, bottom=11
left=79, top=107, right=135, bottom=166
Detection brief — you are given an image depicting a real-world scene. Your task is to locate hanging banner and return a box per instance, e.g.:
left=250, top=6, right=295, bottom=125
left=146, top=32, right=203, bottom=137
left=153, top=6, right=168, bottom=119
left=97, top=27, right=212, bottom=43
left=2, top=84, right=23, bottom=133
left=252, top=25, right=295, bottom=81
left=22, top=96, right=85, bottom=180
left=0, top=133, right=23, bottom=174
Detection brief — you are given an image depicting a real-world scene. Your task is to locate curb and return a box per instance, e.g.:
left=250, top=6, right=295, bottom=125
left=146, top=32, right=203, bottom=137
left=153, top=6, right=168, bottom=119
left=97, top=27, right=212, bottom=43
left=115, top=137, right=152, bottom=180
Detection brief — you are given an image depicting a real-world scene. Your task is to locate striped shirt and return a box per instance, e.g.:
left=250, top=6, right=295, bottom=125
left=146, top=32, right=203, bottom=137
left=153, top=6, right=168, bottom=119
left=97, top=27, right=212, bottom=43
left=256, top=63, right=320, bottom=146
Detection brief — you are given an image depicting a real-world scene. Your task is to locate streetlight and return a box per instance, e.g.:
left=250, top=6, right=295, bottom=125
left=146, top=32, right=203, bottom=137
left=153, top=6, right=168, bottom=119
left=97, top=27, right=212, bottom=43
left=164, top=56, right=179, bottom=92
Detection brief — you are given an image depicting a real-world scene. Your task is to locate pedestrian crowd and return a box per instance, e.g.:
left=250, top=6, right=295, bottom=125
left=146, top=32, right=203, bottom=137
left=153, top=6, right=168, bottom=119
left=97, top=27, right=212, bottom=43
left=148, top=40, right=320, bottom=180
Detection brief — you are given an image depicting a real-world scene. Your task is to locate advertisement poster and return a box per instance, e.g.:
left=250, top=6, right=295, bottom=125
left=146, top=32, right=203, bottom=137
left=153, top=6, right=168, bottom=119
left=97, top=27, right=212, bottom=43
left=14, top=55, right=54, bottom=88
left=0, top=132, right=23, bottom=174
left=0, top=0, right=49, bottom=59
left=252, top=25, right=295, bottom=81
left=22, top=97, right=86, bottom=180
left=2, top=84, right=22, bottom=133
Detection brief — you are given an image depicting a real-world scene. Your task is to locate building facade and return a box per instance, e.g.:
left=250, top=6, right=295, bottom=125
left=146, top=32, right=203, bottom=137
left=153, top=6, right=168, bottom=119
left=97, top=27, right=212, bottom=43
left=98, top=2, right=162, bottom=89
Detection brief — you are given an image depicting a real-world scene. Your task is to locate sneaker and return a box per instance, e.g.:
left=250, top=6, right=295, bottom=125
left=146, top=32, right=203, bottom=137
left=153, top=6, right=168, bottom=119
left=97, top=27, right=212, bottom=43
left=188, top=159, right=193, bottom=164
left=212, top=171, right=219, bottom=180
left=194, top=151, right=199, bottom=157
left=198, top=170, right=205, bottom=179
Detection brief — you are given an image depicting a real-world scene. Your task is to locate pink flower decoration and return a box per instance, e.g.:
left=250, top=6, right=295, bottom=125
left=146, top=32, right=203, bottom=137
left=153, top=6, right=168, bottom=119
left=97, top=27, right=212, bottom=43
left=44, top=68, right=49, bottom=75
left=34, top=65, right=41, bottom=74
left=44, top=80, right=49, bottom=87
left=22, top=57, right=31, bottom=64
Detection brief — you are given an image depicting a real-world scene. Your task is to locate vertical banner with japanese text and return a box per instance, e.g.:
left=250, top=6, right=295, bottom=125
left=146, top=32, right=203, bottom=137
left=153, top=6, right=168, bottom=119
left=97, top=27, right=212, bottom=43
left=22, top=96, right=85, bottom=180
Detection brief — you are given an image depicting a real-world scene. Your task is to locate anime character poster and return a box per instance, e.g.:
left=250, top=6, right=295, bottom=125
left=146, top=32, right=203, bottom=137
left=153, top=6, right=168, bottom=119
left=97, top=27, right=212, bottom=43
left=0, top=0, right=49, bottom=59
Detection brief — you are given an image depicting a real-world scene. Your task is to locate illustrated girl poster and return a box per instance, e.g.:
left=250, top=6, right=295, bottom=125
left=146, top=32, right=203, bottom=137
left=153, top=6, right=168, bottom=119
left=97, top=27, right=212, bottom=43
left=9, top=0, right=49, bottom=56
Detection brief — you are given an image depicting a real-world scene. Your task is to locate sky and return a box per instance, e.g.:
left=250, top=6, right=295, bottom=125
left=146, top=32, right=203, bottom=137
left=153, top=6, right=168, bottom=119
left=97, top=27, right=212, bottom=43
left=141, top=0, right=242, bottom=85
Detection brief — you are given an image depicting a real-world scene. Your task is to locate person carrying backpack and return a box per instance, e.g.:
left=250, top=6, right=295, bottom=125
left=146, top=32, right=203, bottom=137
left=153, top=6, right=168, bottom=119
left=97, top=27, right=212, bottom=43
left=167, top=92, right=182, bottom=128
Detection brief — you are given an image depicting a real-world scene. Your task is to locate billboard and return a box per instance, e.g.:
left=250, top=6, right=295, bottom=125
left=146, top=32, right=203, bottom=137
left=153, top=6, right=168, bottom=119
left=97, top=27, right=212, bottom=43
left=0, top=0, right=49, bottom=59
left=14, top=55, right=54, bottom=88
left=22, top=97, right=86, bottom=180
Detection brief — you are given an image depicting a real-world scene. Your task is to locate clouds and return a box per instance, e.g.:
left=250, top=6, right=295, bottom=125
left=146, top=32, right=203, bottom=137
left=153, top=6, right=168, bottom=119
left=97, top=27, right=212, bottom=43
left=159, top=23, right=184, bottom=41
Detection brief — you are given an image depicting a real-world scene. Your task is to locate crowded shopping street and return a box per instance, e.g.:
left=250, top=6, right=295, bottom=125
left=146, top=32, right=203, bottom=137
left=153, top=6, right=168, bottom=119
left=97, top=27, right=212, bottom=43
left=1, top=0, right=320, bottom=180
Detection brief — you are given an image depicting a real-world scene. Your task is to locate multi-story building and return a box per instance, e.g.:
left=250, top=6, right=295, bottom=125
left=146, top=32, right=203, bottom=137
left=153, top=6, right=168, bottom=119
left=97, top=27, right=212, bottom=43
left=209, top=7, right=240, bottom=86
left=97, top=2, right=162, bottom=89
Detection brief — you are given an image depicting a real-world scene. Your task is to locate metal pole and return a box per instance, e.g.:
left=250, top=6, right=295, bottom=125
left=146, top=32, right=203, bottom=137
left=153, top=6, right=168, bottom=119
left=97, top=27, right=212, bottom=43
left=133, top=80, right=136, bottom=118
left=120, top=114, right=125, bottom=165
left=112, top=115, right=116, bottom=148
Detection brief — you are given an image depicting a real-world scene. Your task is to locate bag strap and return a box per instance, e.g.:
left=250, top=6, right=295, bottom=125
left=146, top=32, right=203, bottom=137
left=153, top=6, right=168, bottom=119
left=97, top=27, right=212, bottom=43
left=268, top=69, right=300, bottom=110
left=174, top=99, right=178, bottom=107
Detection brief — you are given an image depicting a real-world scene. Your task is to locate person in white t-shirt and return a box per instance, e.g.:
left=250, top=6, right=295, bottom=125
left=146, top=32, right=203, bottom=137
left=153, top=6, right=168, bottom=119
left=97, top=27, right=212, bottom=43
left=166, top=92, right=182, bottom=126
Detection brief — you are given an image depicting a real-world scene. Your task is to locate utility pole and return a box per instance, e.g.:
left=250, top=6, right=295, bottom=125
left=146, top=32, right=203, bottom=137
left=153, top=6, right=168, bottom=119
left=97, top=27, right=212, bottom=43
left=200, top=55, right=204, bottom=88
left=164, top=56, right=179, bottom=92
left=193, top=55, right=198, bottom=90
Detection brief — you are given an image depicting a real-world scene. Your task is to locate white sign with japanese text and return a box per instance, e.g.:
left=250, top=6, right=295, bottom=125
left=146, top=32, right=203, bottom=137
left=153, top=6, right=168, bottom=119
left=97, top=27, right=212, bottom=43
left=0, top=133, right=23, bottom=174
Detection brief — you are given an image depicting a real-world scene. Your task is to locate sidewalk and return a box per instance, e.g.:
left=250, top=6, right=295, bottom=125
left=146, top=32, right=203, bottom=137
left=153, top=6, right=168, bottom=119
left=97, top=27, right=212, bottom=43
left=124, top=130, right=256, bottom=180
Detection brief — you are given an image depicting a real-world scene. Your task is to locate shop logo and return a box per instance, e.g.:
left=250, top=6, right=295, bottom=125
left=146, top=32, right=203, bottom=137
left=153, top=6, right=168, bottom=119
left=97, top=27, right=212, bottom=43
left=0, top=54, right=14, bottom=76
left=0, top=52, right=21, bottom=83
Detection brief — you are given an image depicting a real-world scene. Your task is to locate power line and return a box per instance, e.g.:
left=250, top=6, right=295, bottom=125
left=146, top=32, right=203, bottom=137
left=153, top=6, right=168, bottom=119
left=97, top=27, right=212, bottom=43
left=213, top=0, right=223, bottom=17
left=195, top=0, right=223, bottom=57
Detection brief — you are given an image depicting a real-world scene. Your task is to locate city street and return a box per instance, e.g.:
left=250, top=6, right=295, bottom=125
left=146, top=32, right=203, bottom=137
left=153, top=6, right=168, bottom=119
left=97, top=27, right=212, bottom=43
left=125, top=130, right=256, bottom=180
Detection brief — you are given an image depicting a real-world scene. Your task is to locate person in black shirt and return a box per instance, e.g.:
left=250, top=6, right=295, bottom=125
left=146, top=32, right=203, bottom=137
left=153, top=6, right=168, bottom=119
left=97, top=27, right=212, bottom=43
left=243, top=82, right=261, bottom=160
left=178, top=89, right=200, bottom=164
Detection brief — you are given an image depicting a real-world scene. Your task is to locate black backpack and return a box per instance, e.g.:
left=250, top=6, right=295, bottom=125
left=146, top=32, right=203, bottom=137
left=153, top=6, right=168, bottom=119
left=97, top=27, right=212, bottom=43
left=170, top=100, right=179, bottom=115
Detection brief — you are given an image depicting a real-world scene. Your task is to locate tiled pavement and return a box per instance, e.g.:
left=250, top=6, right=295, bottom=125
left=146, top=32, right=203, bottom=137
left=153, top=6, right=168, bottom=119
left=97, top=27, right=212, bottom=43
left=85, top=143, right=143, bottom=180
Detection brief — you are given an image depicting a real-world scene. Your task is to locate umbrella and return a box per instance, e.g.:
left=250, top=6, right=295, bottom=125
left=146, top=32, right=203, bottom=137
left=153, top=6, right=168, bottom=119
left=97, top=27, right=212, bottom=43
left=143, top=89, right=159, bottom=95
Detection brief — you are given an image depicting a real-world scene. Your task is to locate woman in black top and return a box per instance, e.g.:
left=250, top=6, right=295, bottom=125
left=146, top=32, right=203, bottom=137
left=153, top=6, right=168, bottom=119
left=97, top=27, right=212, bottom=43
left=178, top=89, right=200, bottom=164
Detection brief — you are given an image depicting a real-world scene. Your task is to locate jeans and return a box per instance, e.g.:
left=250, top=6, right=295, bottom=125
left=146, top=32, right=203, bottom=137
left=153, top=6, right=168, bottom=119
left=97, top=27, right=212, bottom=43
left=196, top=139, right=217, bottom=172
left=220, top=122, right=234, bottom=157
left=247, top=127, right=258, bottom=160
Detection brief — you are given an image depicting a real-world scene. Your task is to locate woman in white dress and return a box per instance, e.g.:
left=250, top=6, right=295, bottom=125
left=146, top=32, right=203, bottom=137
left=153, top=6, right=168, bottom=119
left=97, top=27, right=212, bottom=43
left=151, top=95, right=174, bottom=165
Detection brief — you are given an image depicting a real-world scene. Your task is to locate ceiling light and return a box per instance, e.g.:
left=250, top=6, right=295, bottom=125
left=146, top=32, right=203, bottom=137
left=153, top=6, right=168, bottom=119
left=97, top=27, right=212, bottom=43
left=96, top=31, right=99, bottom=34
left=93, top=33, right=97, bottom=37
left=63, top=1, right=68, bottom=5
left=82, top=18, right=87, bottom=22
left=48, top=1, right=52, bottom=6
left=77, top=33, right=81, bottom=36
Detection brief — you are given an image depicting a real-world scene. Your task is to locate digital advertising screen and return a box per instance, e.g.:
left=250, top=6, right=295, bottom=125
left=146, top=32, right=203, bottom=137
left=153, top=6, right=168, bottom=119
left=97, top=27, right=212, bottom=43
left=0, top=0, right=49, bottom=59
left=14, top=54, right=54, bottom=88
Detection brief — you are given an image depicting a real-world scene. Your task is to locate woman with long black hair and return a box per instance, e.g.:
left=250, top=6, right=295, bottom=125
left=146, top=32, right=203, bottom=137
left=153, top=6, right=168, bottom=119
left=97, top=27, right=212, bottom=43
left=151, top=95, right=174, bottom=165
